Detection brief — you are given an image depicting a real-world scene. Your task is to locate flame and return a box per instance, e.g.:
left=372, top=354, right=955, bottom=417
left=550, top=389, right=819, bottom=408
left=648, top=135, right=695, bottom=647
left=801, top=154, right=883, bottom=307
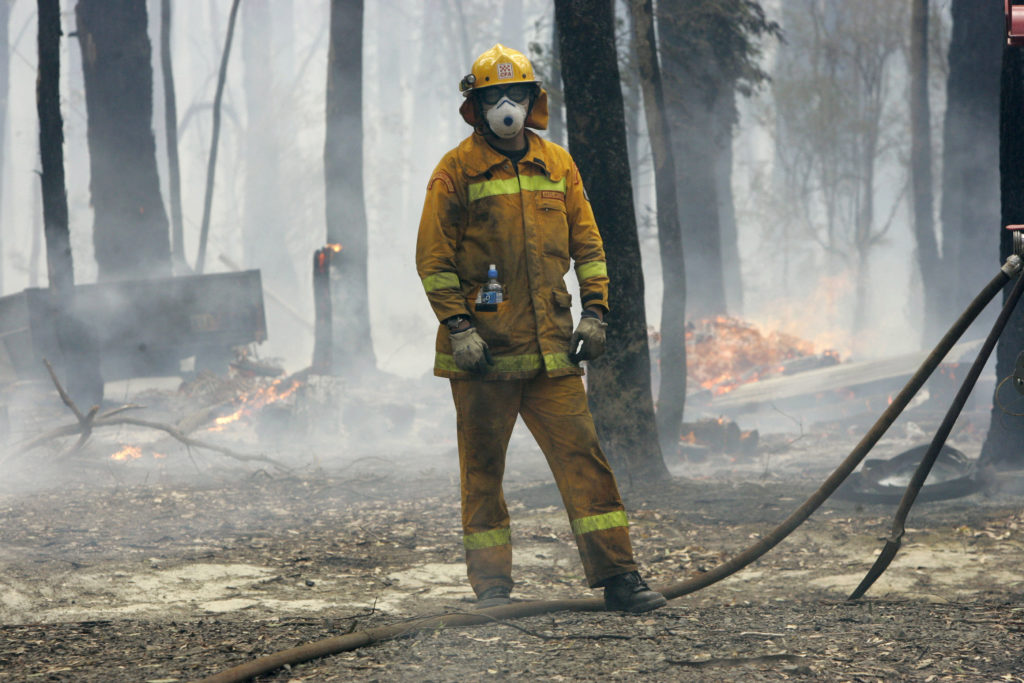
left=111, top=445, right=143, bottom=461
left=316, top=243, right=344, bottom=270
left=682, top=315, right=840, bottom=396
left=209, top=377, right=301, bottom=431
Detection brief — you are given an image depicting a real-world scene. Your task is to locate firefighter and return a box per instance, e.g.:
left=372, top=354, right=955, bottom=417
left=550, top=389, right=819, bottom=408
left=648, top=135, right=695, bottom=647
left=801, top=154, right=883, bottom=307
left=416, top=44, right=666, bottom=613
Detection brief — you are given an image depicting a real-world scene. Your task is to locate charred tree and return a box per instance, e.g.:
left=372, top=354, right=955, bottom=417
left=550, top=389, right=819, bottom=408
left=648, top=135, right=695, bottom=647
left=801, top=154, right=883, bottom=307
left=657, top=0, right=726, bottom=320
left=39, top=0, right=101, bottom=406
left=38, top=0, right=72, bottom=296
left=656, top=0, right=777, bottom=321
left=325, top=0, right=376, bottom=375
left=194, top=0, right=241, bottom=274
left=630, top=0, right=687, bottom=456
left=76, top=0, right=171, bottom=282
left=555, top=0, right=668, bottom=480
left=941, top=0, right=1002, bottom=325
left=160, top=0, right=185, bottom=272
left=980, top=45, right=1024, bottom=468
left=909, top=0, right=942, bottom=344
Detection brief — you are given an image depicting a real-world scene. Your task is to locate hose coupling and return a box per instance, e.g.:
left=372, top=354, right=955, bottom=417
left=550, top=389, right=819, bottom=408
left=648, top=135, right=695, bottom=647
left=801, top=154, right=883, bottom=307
left=1002, top=253, right=1023, bottom=277
left=1007, top=224, right=1024, bottom=258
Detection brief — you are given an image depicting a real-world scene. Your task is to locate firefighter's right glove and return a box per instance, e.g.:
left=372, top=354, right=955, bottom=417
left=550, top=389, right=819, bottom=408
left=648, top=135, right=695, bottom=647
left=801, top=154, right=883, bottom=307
left=450, top=327, right=494, bottom=374
left=569, top=314, right=607, bottom=363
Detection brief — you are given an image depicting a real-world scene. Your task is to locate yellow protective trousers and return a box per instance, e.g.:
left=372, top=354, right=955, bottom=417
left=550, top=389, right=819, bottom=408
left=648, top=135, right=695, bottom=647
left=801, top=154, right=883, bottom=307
left=450, top=373, right=637, bottom=595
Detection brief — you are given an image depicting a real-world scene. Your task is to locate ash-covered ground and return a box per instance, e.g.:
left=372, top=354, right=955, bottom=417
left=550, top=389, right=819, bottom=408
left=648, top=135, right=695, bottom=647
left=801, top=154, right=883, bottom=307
left=1, top=372, right=1023, bottom=682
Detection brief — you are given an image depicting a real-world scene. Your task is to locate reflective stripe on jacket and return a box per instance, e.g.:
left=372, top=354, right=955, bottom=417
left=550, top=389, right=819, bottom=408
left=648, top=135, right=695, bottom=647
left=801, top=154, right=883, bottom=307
left=416, top=130, right=609, bottom=380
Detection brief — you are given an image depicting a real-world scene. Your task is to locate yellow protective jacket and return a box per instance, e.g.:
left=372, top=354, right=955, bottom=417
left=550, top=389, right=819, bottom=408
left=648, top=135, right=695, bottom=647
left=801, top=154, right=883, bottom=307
left=416, top=130, right=609, bottom=380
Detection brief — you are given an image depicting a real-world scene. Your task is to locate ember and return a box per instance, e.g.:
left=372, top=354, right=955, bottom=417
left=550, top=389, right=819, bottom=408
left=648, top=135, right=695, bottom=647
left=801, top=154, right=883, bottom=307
left=683, top=316, right=840, bottom=396
left=679, top=417, right=759, bottom=459
left=109, top=445, right=167, bottom=462
left=110, top=445, right=142, bottom=461
left=315, top=242, right=343, bottom=270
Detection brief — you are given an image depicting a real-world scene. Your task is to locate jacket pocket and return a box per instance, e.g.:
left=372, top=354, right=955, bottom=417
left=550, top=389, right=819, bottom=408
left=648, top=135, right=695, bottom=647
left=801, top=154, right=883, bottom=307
left=537, top=199, right=569, bottom=259
left=466, top=287, right=511, bottom=347
left=551, top=288, right=573, bottom=341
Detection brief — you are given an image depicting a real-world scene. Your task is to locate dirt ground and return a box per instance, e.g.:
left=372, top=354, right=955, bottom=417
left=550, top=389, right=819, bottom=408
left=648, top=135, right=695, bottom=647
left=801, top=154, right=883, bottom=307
left=1, top=375, right=1023, bottom=682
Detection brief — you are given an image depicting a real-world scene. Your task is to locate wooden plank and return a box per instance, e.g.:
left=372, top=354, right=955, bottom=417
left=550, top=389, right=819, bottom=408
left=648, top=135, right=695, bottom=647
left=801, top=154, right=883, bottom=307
left=692, top=339, right=983, bottom=415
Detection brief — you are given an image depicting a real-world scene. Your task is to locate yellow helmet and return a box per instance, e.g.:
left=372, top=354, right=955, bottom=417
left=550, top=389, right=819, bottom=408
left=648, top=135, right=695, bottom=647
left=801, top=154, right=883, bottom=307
left=459, top=44, right=540, bottom=95
left=458, top=44, right=549, bottom=130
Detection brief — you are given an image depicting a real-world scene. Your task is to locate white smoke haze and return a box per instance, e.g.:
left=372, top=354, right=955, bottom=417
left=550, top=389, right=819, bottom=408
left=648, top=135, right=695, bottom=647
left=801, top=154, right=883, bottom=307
left=0, top=0, right=990, bottom=490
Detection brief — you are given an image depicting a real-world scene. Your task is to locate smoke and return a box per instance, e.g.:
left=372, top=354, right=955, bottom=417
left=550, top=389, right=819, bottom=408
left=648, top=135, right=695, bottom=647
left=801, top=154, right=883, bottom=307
left=0, top=0, right=987, bottom=487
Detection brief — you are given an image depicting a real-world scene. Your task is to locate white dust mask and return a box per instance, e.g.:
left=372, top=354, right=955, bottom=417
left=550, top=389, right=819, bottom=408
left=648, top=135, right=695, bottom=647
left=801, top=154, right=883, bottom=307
left=484, top=97, right=528, bottom=139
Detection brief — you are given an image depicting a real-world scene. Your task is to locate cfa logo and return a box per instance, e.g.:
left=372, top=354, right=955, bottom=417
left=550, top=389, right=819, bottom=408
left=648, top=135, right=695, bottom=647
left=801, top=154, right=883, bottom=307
left=496, top=62, right=514, bottom=80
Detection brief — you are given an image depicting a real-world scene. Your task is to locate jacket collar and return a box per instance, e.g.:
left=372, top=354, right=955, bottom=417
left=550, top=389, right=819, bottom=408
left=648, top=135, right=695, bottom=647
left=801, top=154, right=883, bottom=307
left=459, top=131, right=561, bottom=180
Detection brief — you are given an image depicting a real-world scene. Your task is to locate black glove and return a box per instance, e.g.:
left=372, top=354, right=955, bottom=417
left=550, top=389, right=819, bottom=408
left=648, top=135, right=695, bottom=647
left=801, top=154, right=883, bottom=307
left=569, top=314, right=607, bottom=363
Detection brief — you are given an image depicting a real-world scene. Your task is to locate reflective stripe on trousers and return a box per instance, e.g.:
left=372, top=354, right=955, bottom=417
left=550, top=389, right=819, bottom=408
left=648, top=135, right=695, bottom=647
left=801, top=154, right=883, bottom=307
left=450, top=373, right=637, bottom=594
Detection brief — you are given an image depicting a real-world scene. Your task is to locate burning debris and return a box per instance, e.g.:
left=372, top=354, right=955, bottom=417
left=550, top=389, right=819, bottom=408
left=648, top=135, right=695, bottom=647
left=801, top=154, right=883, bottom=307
left=9, top=359, right=293, bottom=471
left=207, top=375, right=303, bottom=432
left=651, top=316, right=837, bottom=457
left=679, top=417, right=759, bottom=461
left=682, top=316, right=841, bottom=397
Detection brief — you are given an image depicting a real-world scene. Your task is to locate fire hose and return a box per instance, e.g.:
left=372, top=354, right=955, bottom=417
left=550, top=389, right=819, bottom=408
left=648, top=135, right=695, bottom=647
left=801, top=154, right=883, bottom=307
left=849, top=259, right=1024, bottom=598
left=197, top=256, right=1022, bottom=683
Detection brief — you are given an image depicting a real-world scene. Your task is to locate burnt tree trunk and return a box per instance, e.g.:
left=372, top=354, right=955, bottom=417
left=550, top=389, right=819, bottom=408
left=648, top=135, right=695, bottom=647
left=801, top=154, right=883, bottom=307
left=76, top=0, right=171, bottom=282
left=657, top=0, right=727, bottom=320
left=980, top=44, right=1024, bottom=467
left=194, top=0, right=241, bottom=275
left=325, top=0, right=376, bottom=375
left=160, top=0, right=185, bottom=272
left=630, top=0, right=688, bottom=457
left=941, top=0, right=1002, bottom=323
left=909, top=0, right=942, bottom=344
left=38, top=0, right=72, bottom=296
left=555, top=0, right=668, bottom=481
left=39, top=0, right=101, bottom=406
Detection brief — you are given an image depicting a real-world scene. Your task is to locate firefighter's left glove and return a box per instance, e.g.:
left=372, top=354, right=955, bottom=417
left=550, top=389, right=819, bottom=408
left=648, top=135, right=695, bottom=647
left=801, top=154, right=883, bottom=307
left=569, top=314, right=607, bottom=363
left=450, top=327, right=494, bottom=374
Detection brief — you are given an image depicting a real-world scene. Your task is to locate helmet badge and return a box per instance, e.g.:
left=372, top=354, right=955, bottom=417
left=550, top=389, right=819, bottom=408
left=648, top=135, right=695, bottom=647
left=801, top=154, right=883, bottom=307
left=496, top=62, right=515, bottom=80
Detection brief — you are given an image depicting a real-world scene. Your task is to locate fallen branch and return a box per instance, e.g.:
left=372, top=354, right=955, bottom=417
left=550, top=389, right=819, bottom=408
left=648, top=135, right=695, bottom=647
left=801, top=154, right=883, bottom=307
left=18, top=361, right=289, bottom=471
left=44, top=359, right=86, bottom=422
left=112, top=416, right=287, bottom=468
left=20, top=413, right=288, bottom=470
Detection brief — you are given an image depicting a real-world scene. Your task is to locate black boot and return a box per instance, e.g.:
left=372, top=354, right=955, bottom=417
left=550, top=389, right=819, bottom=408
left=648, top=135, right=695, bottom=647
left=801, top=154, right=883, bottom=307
left=475, top=585, right=511, bottom=608
left=602, top=571, right=667, bottom=613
